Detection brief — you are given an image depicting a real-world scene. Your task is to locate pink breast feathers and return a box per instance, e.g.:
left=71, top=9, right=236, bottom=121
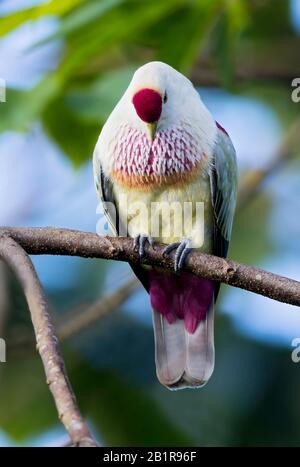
left=112, top=125, right=205, bottom=185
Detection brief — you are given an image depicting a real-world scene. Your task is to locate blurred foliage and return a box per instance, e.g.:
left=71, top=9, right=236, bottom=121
left=2, top=309, right=300, bottom=446
left=1, top=0, right=300, bottom=448
left=1, top=0, right=299, bottom=164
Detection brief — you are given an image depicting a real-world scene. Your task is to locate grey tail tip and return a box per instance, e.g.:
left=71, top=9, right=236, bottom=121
left=152, top=305, right=215, bottom=391
left=161, top=374, right=209, bottom=391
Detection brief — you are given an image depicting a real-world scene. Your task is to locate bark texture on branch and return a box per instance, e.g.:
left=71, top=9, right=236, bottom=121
left=0, top=234, right=98, bottom=447
left=1, top=227, right=300, bottom=307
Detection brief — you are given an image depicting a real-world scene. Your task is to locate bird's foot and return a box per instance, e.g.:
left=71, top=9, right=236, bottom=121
left=163, top=238, right=191, bottom=273
left=134, top=234, right=154, bottom=259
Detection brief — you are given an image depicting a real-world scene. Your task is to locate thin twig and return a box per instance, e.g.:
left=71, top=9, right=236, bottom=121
left=0, top=234, right=98, bottom=447
left=237, top=118, right=300, bottom=210
left=57, top=277, right=140, bottom=340
left=192, top=38, right=300, bottom=86
left=1, top=227, right=299, bottom=307
left=9, top=277, right=140, bottom=352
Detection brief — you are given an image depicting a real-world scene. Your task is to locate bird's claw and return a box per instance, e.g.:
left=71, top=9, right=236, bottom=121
left=163, top=239, right=191, bottom=273
left=134, top=234, right=154, bottom=259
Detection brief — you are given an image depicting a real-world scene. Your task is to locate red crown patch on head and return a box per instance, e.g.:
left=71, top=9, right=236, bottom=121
left=132, top=88, right=162, bottom=123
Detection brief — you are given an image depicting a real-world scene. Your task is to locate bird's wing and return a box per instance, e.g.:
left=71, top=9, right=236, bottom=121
left=93, top=152, right=150, bottom=290
left=93, top=154, right=119, bottom=236
left=210, top=124, right=238, bottom=260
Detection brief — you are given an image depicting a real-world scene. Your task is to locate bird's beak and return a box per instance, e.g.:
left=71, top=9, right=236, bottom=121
left=146, top=122, right=158, bottom=142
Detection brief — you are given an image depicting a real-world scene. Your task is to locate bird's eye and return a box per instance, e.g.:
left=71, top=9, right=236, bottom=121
left=163, top=92, right=168, bottom=103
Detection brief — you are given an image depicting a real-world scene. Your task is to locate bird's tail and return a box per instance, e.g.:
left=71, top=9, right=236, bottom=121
left=152, top=302, right=215, bottom=390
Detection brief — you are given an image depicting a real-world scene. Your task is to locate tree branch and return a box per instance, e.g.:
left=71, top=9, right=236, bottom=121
left=0, top=234, right=98, bottom=447
left=191, top=37, right=300, bottom=86
left=1, top=227, right=299, bottom=307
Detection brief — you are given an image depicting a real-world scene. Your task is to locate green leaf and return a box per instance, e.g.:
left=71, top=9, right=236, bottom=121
left=57, top=0, right=185, bottom=79
left=40, top=0, right=124, bottom=44
left=215, top=0, right=249, bottom=88
left=66, top=66, right=136, bottom=123
left=42, top=95, right=100, bottom=166
left=0, top=75, right=61, bottom=133
left=157, top=0, right=224, bottom=74
left=0, top=0, right=82, bottom=37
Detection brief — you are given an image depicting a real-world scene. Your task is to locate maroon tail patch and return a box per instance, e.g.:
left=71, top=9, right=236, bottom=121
left=149, top=271, right=214, bottom=334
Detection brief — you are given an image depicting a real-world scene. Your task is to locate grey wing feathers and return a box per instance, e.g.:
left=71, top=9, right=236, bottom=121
left=93, top=155, right=119, bottom=236
left=210, top=127, right=238, bottom=259
left=93, top=151, right=150, bottom=290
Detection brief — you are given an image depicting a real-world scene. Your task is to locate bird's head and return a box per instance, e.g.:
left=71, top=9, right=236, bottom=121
left=96, top=62, right=217, bottom=185
left=121, top=61, right=215, bottom=144
left=128, top=62, right=175, bottom=142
